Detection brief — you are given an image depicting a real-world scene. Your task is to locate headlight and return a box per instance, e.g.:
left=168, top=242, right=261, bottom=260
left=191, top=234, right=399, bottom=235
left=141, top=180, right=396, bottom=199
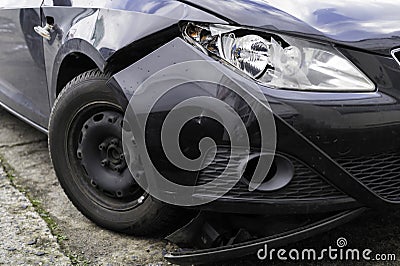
left=183, top=23, right=375, bottom=92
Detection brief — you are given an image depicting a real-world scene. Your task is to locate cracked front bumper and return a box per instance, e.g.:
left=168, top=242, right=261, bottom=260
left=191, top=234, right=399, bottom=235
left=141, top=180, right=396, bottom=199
left=107, top=37, right=400, bottom=214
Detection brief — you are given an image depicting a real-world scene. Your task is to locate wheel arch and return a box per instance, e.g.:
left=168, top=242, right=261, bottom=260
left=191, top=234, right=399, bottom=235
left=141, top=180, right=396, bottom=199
left=51, top=24, right=182, bottom=110
left=50, top=39, right=106, bottom=106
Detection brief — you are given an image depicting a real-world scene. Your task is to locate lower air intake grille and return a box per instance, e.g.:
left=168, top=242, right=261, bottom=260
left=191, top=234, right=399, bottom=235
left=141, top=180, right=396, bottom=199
left=195, top=149, right=346, bottom=201
left=337, top=152, right=400, bottom=202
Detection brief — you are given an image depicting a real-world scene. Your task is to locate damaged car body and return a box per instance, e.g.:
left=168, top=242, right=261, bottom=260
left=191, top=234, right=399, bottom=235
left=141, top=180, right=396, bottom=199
left=1, top=0, right=400, bottom=264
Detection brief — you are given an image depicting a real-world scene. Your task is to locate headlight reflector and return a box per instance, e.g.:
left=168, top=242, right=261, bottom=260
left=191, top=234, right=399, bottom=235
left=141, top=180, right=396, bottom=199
left=223, top=34, right=270, bottom=78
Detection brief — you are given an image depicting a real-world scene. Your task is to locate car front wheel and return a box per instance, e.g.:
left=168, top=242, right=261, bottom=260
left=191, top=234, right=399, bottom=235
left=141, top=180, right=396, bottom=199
left=49, top=69, right=184, bottom=236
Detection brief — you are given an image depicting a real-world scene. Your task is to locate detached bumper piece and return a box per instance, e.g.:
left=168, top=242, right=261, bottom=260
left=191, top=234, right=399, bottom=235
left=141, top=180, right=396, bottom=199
left=165, top=208, right=366, bottom=265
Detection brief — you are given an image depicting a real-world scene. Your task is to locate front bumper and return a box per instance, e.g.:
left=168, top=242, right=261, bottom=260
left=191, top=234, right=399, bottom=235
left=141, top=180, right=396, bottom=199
left=108, top=37, right=400, bottom=214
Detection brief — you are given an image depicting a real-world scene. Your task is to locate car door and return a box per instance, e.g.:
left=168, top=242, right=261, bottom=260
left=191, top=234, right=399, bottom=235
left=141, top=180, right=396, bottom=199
left=0, top=0, right=50, bottom=129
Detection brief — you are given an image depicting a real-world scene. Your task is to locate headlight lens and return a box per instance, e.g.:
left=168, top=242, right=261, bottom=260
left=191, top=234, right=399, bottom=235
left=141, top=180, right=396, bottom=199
left=183, top=23, right=375, bottom=92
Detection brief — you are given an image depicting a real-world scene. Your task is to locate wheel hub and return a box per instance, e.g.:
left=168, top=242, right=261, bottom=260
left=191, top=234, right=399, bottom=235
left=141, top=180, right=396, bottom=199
left=99, top=138, right=127, bottom=173
left=76, top=110, right=142, bottom=201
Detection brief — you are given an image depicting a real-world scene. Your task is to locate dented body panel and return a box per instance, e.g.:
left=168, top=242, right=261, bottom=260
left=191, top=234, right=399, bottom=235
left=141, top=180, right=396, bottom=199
left=41, top=0, right=224, bottom=107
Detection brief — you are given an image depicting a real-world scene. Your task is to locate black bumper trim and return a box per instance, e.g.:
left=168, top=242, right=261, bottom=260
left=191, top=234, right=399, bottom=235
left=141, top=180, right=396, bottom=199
left=197, top=196, right=360, bottom=214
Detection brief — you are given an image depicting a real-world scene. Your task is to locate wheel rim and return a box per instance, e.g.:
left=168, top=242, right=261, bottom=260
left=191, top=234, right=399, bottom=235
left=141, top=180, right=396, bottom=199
left=67, top=103, right=146, bottom=211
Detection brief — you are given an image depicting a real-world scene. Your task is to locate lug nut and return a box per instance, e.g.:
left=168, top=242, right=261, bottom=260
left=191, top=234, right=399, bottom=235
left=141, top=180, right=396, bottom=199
left=111, top=139, right=118, bottom=145
left=99, top=143, right=106, bottom=151
left=101, top=159, right=109, bottom=167
left=114, top=166, right=124, bottom=173
left=108, top=116, right=117, bottom=123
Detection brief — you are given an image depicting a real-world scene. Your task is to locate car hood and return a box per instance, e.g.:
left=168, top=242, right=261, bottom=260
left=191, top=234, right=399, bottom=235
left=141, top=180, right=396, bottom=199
left=179, top=0, right=400, bottom=55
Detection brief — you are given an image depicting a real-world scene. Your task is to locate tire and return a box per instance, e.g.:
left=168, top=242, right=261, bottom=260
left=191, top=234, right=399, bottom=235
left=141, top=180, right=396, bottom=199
left=49, top=69, right=185, bottom=236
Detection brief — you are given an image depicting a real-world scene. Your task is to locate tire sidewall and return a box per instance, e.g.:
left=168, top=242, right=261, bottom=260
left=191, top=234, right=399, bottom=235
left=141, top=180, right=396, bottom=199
left=49, top=72, right=164, bottom=234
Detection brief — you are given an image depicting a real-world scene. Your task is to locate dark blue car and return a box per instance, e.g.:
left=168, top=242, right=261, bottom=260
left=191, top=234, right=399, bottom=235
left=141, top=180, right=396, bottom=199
left=1, top=0, right=399, bottom=263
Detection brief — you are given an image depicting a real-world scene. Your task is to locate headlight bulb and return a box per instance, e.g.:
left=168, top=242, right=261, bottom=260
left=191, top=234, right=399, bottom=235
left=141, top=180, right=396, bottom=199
left=222, top=34, right=271, bottom=79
